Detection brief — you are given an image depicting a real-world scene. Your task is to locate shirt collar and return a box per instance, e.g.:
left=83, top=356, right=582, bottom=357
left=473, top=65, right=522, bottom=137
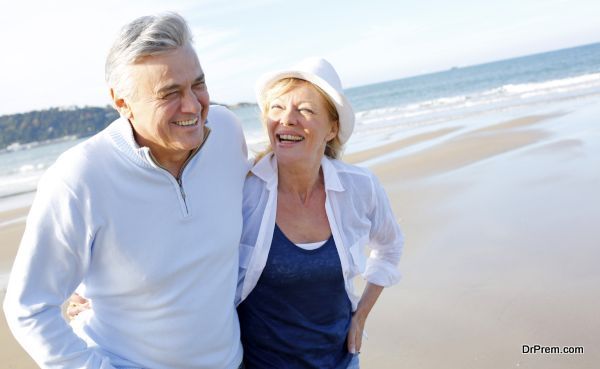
left=250, top=152, right=278, bottom=190
left=251, top=152, right=345, bottom=192
left=321, top=155, right=344, bottom=192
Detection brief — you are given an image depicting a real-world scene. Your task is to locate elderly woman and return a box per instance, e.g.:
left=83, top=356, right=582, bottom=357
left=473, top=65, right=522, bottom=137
left=236, top=58, right=403, bottom=369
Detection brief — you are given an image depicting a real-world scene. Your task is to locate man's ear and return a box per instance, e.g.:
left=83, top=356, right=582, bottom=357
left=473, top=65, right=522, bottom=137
left=110, top=88, right=133, bottom=119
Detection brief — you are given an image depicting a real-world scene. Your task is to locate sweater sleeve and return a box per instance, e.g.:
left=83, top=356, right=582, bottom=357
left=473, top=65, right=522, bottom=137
left=3, top=169, right=116, bottom=369
left=364, top=172, right=404, bottom=287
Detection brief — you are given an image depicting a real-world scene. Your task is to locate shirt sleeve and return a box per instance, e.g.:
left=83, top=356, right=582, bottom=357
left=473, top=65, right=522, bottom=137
left=3, top=169, right=116, bottom=369
left=364, top=172, right=404, bottom=287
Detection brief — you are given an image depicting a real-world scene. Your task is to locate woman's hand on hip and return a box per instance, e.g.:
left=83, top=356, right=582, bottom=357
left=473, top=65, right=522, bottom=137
left=347, top=311, right=367, bottom=354
left=66, top=293, right=91, bottom=320
left=347, top=282, right=385, bottom=354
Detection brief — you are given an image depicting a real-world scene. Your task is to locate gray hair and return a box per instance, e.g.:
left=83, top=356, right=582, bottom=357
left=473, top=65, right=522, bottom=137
left=105, top=12, right=194, bottom=97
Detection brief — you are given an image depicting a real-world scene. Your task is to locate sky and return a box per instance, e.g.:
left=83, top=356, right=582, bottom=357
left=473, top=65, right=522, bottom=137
left=0, top=0, right=598, bottom=116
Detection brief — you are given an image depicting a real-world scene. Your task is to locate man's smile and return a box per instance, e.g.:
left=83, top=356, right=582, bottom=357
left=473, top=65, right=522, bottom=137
left=173, top=118, right=198, bottom=127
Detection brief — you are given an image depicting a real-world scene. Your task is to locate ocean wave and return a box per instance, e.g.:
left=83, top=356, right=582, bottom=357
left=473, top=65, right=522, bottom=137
left=0, top=162, right=50, bottom=179
left=0, top=171, right=41, bottom=198
left=2, top=135, right=79, bottom=153
left=17, top=163, right=48, bottom=174
left=502, top=73, right=600, bottom=94
left=354, top=72, right=600, bottom=130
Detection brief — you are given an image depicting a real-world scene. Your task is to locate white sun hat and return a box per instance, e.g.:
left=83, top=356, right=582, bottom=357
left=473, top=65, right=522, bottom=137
left=255, top=57, right=355, bottom=145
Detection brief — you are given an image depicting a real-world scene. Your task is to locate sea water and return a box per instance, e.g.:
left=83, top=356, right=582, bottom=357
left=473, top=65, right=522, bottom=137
left=1, top=42, right=599, bottom=210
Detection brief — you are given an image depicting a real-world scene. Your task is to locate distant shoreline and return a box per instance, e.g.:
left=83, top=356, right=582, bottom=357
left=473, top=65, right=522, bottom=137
left=0, top=102, right=258, bottom=152
left=0, top=101, right=257, bottom=120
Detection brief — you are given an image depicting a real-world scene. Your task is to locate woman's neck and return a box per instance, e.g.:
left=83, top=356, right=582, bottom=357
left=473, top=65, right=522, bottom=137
left=277, top=158, right=323, bottom=204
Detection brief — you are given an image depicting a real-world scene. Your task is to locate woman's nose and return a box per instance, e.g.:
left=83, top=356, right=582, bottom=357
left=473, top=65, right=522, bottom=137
left=279, top=107, right=297, bottom=126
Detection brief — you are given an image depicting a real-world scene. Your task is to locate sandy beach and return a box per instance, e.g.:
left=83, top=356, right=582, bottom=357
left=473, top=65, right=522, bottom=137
left=1, top=96, right=599, bottom=368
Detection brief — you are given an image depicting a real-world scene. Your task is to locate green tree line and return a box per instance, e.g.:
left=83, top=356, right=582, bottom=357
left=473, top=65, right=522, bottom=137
left=0, top=106, right=119, bottom=150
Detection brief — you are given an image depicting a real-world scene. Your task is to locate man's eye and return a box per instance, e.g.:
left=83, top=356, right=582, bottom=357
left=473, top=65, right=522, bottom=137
left=193, top=82, right=206, bottom=90
left=162, top=91, right=178, bottom=99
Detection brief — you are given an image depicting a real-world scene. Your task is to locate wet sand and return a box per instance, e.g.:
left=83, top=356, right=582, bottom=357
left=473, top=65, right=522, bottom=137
left=355, top=98, right=600, bottom=368
left=1, top=97, right=599, bottom=368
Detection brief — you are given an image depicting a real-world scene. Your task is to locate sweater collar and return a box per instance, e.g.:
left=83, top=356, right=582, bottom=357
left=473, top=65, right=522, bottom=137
left=107, top=117, right=211, bottom=171
left=251, top=152, right=344, bottom=192
left=107, top=117, right=153, bottom=168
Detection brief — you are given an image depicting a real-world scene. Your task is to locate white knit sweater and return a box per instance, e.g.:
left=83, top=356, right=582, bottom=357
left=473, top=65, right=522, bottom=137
left=3, top=106, right=249, bottom=369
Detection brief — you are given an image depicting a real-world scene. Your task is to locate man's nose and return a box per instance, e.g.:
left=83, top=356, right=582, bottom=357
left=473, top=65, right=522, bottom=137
left=181, top=89, right=202, bottom=114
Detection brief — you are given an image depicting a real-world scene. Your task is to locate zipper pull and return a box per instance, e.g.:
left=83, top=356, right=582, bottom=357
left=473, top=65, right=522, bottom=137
left=177, top=177, right=186, bottom=201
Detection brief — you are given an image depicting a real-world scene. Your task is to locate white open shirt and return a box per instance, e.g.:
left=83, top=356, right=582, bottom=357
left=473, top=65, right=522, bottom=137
left=236, top=153, right=404, bottom=310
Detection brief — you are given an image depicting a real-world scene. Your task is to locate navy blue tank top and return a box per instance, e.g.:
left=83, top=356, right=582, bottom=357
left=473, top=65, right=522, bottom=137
left=238, top=224, right=353, bottom=369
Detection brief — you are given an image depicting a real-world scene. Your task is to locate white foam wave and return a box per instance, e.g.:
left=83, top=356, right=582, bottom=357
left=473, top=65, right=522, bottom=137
left=2, top=135, right=79, bottom=153
left=502, top=73, right=600, bottom=94
left=0, top=172, right=41, bottom=199
left=17, top=163, right=48, bottom=174
left=354, top=72, right=600, bottom=133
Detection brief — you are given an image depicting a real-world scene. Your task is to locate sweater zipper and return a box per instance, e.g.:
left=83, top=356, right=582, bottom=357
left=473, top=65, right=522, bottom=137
left=175, top=127, right=211, bottom=214
left=148, top=127, right=211, bottom=216
left=174, top=150, right=196, bottom=214
left=176, top=176, right=188, bottom=213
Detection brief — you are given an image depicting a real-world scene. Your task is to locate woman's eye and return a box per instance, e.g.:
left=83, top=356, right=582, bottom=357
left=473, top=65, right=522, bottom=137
left=299, top=108, right=314, bottom=114
left=270, top=104, right=283, bottom=110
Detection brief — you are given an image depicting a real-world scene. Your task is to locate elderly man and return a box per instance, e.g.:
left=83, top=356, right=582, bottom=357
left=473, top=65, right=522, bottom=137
left=3, top=13, right=248, bottom=369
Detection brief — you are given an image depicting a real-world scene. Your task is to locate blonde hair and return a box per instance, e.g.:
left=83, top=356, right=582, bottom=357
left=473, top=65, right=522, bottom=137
left=254, top=78, right=342, bottom=163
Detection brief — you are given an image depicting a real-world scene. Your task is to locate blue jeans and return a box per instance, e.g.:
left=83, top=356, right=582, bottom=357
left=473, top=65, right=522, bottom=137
left=347, top=353, right=360, bottom=369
